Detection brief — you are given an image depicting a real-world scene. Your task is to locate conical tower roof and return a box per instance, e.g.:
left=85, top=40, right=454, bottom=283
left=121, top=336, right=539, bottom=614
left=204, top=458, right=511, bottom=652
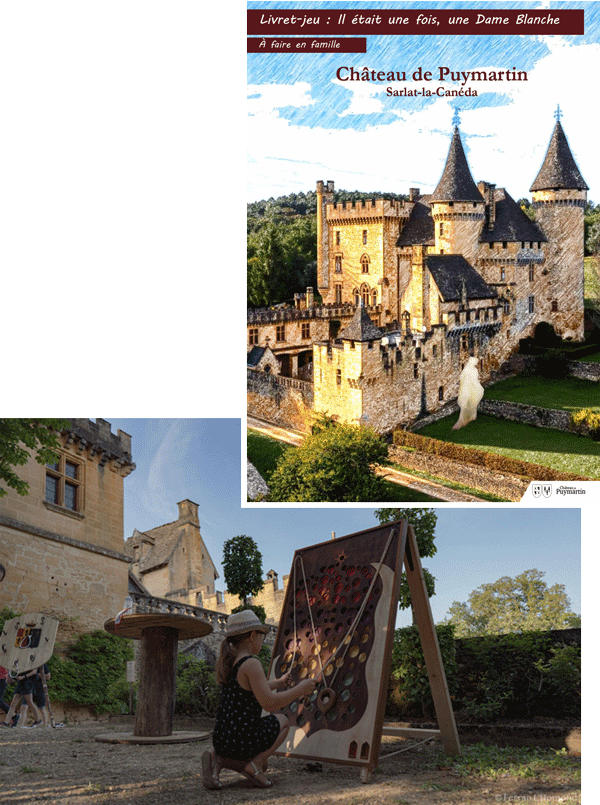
left=338, top=300, right=383, bottom=342
left=431, top=126, right=484, bottom=203
left=530, top=120, right=588, bottom=192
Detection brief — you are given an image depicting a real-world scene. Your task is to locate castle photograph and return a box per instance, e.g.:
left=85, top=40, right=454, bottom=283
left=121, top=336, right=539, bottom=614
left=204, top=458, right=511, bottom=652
left=247, top=110, right=589, bottom=435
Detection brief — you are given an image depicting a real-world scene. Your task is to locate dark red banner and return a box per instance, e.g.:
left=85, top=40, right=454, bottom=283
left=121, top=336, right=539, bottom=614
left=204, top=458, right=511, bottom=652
left=247, top=8, right=584, bottom=36
left=247, top=37, right=367, bottom=53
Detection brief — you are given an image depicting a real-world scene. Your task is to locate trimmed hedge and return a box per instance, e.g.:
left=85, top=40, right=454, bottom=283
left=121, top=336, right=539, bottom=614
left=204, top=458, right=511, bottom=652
left=393, top=430, right=588, bottom=481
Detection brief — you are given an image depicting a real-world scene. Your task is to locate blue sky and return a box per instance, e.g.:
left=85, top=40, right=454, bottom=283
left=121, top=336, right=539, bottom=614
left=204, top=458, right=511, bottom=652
left=107, top=418, right=581, bottom=629
left=248, top=1, right=600, bottom=203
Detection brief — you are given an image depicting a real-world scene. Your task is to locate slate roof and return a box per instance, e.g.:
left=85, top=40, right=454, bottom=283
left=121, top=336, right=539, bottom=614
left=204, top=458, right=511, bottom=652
left=431, top=127, right=484, bottom=203
left=426, top=255, right=497, bottom=301
left=479, top=189, right=547, bottom=243
left=247, top=346, right=266, bottom=367
left=338, top=301, right=383, bottom=341
left=530, top=120, right=588, bottom=192
left=397, top=198, right=435, bottom=246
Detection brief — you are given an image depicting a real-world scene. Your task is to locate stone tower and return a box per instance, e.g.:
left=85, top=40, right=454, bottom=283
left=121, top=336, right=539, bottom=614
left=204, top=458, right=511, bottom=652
left=430, top=126, right=486, bottom=265
left=530, top=110, right=588, bottom=340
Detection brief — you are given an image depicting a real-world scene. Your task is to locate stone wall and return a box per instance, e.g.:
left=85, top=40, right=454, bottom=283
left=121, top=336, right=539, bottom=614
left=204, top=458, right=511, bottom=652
left=479, top=399, right=572, bottom=431
left=388, top=444, right=529, bottom=501
left=0, top=419, right=134, bottom=633
left=247, top=370, right=313, bottom=432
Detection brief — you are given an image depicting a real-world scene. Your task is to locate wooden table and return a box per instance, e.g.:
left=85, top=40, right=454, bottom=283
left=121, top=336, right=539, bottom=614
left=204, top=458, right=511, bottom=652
left=104, top=613, right=212, bottom=738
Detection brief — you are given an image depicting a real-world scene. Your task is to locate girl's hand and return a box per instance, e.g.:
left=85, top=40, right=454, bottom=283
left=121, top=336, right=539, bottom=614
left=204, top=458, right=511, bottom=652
left=277, top=670, right=293, bottom=687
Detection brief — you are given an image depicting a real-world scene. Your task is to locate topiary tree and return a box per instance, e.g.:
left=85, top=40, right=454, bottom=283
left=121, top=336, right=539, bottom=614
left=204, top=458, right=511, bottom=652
left=222, top=535, right=265, bottom=609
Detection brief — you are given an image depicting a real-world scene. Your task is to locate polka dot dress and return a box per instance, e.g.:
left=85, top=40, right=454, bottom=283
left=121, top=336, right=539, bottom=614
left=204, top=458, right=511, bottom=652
left=213, top=657, right=281, bottom=761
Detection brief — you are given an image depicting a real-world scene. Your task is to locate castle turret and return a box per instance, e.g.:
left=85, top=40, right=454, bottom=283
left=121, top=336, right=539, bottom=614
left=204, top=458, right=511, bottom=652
left=430, top=126, right=485, bottom=264
left=316, top=180, right=335, bottom=296
left=530, top=108, right=587, bottom=340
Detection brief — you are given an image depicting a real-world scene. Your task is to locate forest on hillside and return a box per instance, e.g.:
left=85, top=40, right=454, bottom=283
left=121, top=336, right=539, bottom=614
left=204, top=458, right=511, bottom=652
left=247, top=190, right=600, bottom=309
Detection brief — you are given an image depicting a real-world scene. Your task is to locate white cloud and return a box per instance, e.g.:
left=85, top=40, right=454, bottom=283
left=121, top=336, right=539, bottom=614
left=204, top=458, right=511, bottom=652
left=247, top=37, right=599, bottom=202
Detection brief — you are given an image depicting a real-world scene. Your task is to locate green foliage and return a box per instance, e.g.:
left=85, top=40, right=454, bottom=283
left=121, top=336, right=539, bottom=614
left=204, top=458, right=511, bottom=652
left=445, top=569, right=578, bottom=637
left=375, top=508, right=437, bottom=608
left=429, top=742, right=580, bottom=781
left=175, top=655, right=220, bottom=718
left=584, top=200, right=600, bottom=255
left=388, top=624, right=457, bottom=718
left=268, top=421, right=388, bottom=502
left=0, top=419, right=71, bottom=497
left=0, top=606, right=20, bottom=633
left=48, top=631, right=134, bottom=714
left=222, top=535, right=264, bottom=604
left=231, top=602, right=267, bottom=624
left=571, top=407, right=600, bottom=440
left=455, top=631, right=580, bottom=720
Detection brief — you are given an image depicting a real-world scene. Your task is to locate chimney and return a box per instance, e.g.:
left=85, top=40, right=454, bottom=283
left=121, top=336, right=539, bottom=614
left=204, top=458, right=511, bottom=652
left=177, top=499, right=199, bottom=524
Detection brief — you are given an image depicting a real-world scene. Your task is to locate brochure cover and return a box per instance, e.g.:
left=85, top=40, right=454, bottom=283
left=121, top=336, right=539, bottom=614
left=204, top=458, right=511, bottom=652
left=247, top=1, right=600, bottom=502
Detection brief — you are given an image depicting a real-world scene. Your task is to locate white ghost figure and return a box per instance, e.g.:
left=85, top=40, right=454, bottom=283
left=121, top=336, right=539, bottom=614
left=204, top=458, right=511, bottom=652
left=452, top=357, right=484, bottom=431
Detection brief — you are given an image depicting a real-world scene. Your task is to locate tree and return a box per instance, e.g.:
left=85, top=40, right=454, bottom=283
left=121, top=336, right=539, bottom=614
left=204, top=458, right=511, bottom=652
left=374, top=508, right=437, bottom=613
left=445, top=569, right=579, bottom=637
left=268, top=421, right=388, bottom=502
left=0, top=419, right=70, bottom=498
left=222, top=535, right=265, bottom=609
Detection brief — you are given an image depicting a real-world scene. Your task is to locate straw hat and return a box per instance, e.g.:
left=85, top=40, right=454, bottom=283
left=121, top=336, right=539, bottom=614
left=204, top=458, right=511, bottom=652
left=226, top=610, right=269, bottom=638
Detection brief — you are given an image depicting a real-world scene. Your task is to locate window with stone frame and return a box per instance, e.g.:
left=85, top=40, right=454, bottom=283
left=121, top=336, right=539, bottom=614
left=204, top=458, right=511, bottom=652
left=336, top=230, right=340, bottom=246
left=336, top=369, right=342, bottom=386
left=276, top=324, right=285, bottom=342
left=362, top=230, right=367, bottom=245
left=528, top=295, right=535, bottom=314
left=248, top=327, right=258, bottom=346
left=438, top=386, right=444, bottom=401
left=361, top=254, right=370, bottom=274
left=301, top=322, right=310, bottom=339
left=335, top=255, right=342, bottom=273
left=552, top=300, right=558, bottom=312
left=45, top=455, right=84, bottom=513
left=529, top=265, right=535, bottom=282
left=335, top=284, right=342, bottom=304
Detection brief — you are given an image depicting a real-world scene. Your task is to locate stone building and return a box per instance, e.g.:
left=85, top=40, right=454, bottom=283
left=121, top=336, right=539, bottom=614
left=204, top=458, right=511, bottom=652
left=0, top=419, right=135, bottom=632
left=125, top=500, right=288, bottom=625
left=247, top=111, right=588, bottom=433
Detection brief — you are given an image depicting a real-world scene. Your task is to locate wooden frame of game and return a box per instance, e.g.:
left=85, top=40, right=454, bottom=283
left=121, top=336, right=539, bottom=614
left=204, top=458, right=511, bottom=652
left=268, top=519, right=460, bottom=782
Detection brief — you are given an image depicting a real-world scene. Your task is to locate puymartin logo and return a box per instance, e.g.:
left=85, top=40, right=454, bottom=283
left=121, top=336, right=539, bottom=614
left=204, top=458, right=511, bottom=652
left=532, top=483, right=552, bottom=498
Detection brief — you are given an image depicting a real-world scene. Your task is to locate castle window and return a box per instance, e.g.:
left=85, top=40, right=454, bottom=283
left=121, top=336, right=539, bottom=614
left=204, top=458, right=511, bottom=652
left=440, top=249, right=444, bottom=255
left=361, top=255, right=370, bottom=274
left=528, top=295, right=535, bottom=314
left=502, top=242, right=507, bottom=249
left=371, top=289, right=377, bottom=306
left=360, top=283, right=370, bottom=306
left=249, top=327, right=258, bottom=346
left=302, top=322, right=310, bottom=339
left=438, top=386, right=444, bottom=401
left=415, top=347, right=421, bottom=359
left=449, top=202, right=454, bottom=207
left=432, top=344, right=437, bottom=357
left=45, top=455, right=84, bottom=513
left=521, top=241, right=525, bottom=249
left=439, top=222, right=444, bottom=236
left=396, top=350, right=402, bottom=364
left=335, top=255, right=342, bottom=273
left=500, top=267, right=505, bottom=281
left=353, top=288, right=360, bottom=306
left=336, top=231, right=340, bottom=246
left=489, top=242, right=494, bottom=249
left=336, top=369, right=342, bottom=386
left=552, top=300, right=558, bottom=312
left=276, top=324, right=285, bottom=342
left=413, top=363, right=418, bottom=378
left=504, top=301, right=510, bottom=314
left=335, top=284, right=342, bottom=304
left=529, top=265, right=534, bottom=282
left=362, top=230, right=368, bottom=245
left=538, top=242, right=542, bottom=249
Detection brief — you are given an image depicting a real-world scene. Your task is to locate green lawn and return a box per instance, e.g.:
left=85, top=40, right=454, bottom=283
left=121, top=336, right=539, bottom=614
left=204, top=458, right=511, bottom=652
left=417, top=414, right=600, bottom=479
left=485, top=375, right=600, bottom=413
